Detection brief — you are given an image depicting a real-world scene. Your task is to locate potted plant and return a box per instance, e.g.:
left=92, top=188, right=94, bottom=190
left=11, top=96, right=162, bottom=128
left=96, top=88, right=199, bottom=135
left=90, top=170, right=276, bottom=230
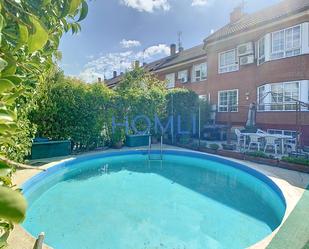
left=151, top=135, right=159, bottom=144
left=111, top=130, right=125, bottom=149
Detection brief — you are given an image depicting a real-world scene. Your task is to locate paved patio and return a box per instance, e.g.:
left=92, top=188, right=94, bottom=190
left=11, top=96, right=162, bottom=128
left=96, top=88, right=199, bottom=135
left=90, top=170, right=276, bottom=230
left=267, top=183, right=309, bottom=249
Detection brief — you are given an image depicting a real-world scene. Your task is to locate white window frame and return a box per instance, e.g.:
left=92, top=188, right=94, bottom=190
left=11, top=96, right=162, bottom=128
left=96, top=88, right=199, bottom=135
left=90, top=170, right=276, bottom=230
left=218, top=49, right=239, bottom=74
left=257, top=37, right=266, bottom=65
left=165, top=73, right=175, bottom=89
left=257, top=81, right=301, bottom=112
left=271, top=24, right=302, bottom=60
left=257, top=85, right=266, bottom=111
left=178, top=70, right=188, bottom=83
left=218, top=89, right=239, bottom=112
left=192, top=63, right=207, bottom=82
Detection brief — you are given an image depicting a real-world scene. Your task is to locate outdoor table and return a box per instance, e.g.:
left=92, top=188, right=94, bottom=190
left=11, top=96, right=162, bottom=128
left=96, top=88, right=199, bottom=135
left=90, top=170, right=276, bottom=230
left=241, top=133, right=293, bottom=154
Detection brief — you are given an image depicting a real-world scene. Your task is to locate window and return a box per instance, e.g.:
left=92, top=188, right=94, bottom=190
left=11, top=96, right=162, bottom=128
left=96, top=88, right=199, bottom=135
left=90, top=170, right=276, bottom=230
left=219, top=49, right=238, bottom=73
left=165, top=73, right=175, bottom=89
left=192, top=63, right=207, bottom=82
left=258, top=82, right=300, bottom=111
left=178, top=70, right=188, bottom=83
left=257, top=86, right=266, bottom=111
left=218, top=90, right=238, bottom=112
left=271, top=25, right=301, bottom=59
left=283, top=82, right=299, bottom=110
left=258, top=37, right=265, bottom=64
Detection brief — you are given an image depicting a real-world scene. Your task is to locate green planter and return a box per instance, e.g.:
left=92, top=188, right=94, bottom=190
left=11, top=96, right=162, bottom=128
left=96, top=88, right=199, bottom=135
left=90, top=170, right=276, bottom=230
left=31, top=140, right=71, bottom=159
left=125, top=135, right=150, bottom=147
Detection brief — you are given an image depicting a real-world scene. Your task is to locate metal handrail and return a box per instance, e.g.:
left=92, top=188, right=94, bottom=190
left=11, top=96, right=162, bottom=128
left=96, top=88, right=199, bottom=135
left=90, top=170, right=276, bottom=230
left=148, top=135, right=163, bottom=161
left=148, top=135, right=151, bottom=159
left=160, top=135, right=163, bottom=160
left=33, top=232, right=45, bottom=249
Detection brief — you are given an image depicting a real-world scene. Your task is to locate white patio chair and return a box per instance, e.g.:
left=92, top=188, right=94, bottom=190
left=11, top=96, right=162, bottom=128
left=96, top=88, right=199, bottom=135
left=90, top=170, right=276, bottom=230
left=257, top=129, right=267, bottom=134
left=284, top=138, right=297, bottom=153
left=235, top=129, right=245, bottom=149
left=248, top=134, right=261, bottom=151
left=264, top=136, right=279, bottom=155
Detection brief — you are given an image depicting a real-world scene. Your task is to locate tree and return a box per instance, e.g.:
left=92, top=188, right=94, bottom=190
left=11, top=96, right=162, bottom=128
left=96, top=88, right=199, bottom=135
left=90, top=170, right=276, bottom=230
left=0, top=0, right=88, bottom=246
left=115, top=68, right=167, bottom=135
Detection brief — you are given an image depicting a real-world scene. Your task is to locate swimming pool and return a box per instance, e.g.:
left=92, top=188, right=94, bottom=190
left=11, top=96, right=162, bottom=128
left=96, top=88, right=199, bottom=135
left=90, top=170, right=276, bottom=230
left=22, top=150, right=286, bottom=249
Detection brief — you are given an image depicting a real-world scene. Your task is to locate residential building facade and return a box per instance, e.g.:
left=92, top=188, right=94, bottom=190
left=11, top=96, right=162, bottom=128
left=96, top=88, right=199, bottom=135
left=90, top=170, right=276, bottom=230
left=203, top=0, right=309, bottom=145
left=105, top=0, right=309, bottom=145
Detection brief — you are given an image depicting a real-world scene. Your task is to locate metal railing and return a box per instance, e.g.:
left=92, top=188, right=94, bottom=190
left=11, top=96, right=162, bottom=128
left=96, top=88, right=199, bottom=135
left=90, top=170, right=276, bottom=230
left=33, top=232, right=45, bottom=249
left=148, top=135, right=163, bottom=160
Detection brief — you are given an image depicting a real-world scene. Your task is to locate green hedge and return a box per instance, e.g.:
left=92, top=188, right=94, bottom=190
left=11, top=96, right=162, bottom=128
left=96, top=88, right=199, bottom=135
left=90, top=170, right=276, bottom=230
left=281, top=157, right=309, bottom=166
left=31, top=68, right=211, bottom=152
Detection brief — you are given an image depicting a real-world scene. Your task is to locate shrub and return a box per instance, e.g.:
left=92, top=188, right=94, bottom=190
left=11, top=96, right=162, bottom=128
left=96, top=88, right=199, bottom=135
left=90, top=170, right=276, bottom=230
left=281, top=157, right=309, bottom=166
left=245, top=151, right=275, bottom=159
left=209, top=144, right=220, bottom=151
left=31, top=72, right=115, bottom=151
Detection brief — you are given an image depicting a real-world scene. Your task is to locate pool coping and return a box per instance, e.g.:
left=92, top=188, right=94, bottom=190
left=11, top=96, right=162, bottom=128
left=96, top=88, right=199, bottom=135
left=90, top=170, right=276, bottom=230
left=8, top=146, right=309, bottom=249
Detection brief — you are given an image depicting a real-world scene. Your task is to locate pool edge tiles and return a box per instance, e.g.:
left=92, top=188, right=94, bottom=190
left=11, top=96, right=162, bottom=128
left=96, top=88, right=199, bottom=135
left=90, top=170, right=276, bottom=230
left=22, top=150, right=287, bottom=207
left=21, top=150, right=287, bottom=249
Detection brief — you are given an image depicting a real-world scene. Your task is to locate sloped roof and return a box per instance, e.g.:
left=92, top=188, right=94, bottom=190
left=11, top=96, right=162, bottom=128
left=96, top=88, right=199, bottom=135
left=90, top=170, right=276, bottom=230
left=205, top=0, right=309, bottom=44
left=105, top=44, right=206, bottom=87
left=158, top=44, right=206, bottom=69
left=105, top=56, right=172, bottom=88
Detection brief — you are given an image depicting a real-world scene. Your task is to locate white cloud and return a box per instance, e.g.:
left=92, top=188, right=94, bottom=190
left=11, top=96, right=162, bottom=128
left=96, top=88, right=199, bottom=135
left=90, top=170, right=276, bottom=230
left=142, top=44, right=170, bottom=58
left=191, top=0, right=208, bottom=6
left=79, top=44, right=170, bottom=82
left=120, top=39, right=141, bottom=48
left=120, top=0, right=170, bottom=12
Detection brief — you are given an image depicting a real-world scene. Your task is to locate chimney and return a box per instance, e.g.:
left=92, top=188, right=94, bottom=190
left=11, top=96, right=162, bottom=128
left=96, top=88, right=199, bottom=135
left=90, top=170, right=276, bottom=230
left=113, top=71, right=117, bottom=78
left=98, top=77, right=102, bottom=83
left=179, top=46, right=184, bottom=53
left=170, top=44, right=176, bottom=56
left=230, top=6, right=244, bottom=23
left=133, top=60, right=140, bottom=69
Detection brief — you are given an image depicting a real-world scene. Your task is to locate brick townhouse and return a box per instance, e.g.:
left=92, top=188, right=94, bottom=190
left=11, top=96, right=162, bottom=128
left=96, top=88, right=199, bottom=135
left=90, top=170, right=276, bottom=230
left=106, top=0, right=309, bottom=145
left=204, top=0, right=309, bottom=145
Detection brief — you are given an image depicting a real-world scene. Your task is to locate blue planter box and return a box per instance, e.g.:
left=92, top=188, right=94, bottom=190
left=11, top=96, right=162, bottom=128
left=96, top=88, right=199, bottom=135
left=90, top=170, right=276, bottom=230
left=31, top=140, right=71, bottom=159
left=126, top=135, right=150, bottom=147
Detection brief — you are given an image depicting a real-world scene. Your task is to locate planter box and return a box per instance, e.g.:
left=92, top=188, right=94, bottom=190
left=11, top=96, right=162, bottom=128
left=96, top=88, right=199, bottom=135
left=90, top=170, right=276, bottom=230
left=199, top=147, right=218, bottom=155
left=244, top=155, right=278, bottom=166
left=176, top=143, right=196, bottom=150
left=217, top=150, right=244, bottom=160
left=125, top=134, right=150, bottom=147
left=278, top=161, right=309, bottom=173
left=31, top=140, right=71, bottom=159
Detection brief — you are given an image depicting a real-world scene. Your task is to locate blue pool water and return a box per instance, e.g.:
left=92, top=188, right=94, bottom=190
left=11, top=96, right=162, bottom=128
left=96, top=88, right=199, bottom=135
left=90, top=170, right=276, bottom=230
left=23, top=150, right=286, bottom=249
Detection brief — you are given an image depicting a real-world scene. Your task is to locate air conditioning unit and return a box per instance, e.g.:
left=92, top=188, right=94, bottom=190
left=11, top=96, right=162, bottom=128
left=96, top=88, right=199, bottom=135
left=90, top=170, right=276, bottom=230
left=239, top=55, right=255, bottom=65
left=237, top=42, right=254, bottom=57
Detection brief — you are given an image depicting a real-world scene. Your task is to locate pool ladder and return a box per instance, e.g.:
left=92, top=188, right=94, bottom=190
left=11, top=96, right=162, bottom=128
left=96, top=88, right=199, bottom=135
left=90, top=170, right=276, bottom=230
left=148, top=135, right=163, bottom=161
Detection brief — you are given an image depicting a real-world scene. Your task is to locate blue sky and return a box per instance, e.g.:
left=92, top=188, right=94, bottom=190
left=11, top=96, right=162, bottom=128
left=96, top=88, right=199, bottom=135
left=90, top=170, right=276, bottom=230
left=59, top=0, right=280, bottom=82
